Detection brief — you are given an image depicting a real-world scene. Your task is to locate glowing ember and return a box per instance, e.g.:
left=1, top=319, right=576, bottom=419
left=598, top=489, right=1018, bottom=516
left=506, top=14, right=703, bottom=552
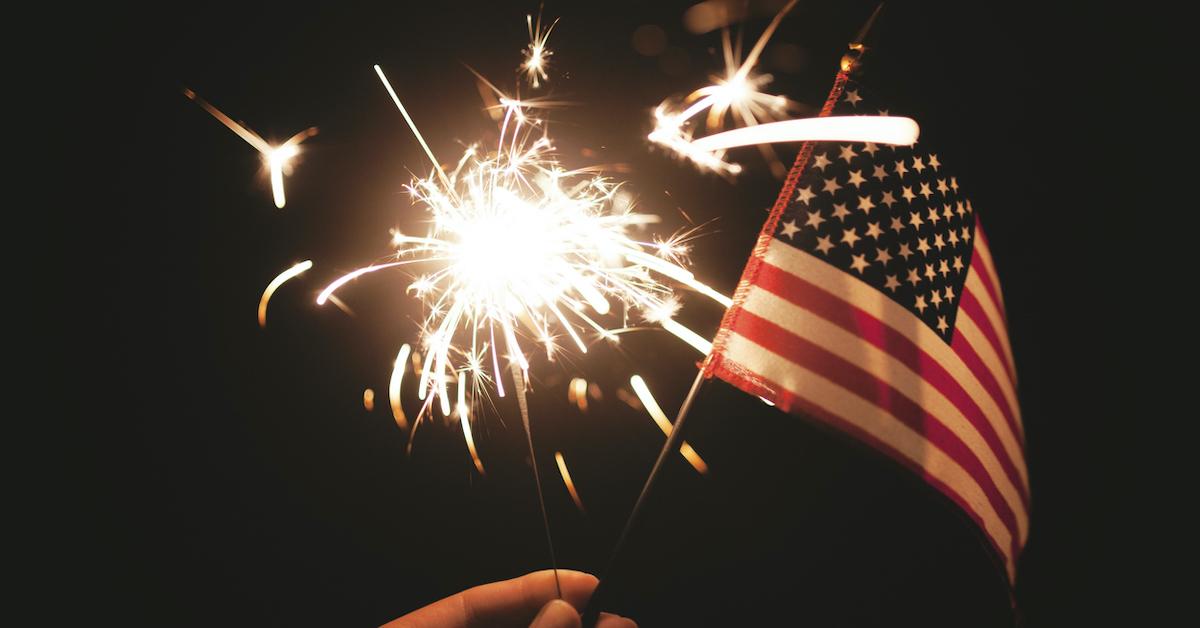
left=629, top=375, right=709, bottom=475
left=258, top=260, right=313, bottom=327
left=522, top=9, right=558, bottom=88
left=555, top=451, right=586, bottom=513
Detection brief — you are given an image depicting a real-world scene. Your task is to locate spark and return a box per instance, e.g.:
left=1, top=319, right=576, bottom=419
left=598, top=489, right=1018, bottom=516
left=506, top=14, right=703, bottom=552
left=568, top=377, right=589, bottom=412
left=258, top=260, right=313, bottom=327
left=629, top=375, right=709, bottom=475
left=183, top=88, right=317, bottom=208
left=363, top=388, right=376, bottom=412
left=318, top=66, right=732, bottom=418
left=522, top=9, right=558, bottom=88
left=389, top=344, right=412, bottom=430
left=555, top=451, right=586, bottom=513
left=457, top=372, right=486, bottom=476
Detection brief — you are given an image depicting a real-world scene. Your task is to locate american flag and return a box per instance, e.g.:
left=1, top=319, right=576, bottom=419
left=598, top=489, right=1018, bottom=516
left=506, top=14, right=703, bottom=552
left=703, top=71, right=1028, bottom=582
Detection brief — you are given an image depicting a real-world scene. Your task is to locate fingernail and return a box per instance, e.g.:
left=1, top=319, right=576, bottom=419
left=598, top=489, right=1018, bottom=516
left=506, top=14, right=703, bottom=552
left=530, top=599, right=581, bottom=628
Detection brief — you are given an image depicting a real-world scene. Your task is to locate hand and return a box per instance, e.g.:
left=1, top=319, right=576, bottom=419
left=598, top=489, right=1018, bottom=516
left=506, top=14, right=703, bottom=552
left=382, top=569, right=636, bottom=628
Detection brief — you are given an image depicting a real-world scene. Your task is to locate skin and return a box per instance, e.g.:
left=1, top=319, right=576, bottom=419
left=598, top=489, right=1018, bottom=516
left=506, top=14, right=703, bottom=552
left=382, top=570, right=636, bottom=628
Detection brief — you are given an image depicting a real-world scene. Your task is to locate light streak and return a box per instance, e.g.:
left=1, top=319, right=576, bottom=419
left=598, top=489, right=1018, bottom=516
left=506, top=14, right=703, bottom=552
left=258, top=260, right=313, bottom=327
left=629, top=375, right=709, bottom=475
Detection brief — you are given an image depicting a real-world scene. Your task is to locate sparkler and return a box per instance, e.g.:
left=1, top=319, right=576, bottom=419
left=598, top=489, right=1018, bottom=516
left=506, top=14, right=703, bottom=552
left=258, top=260, right=313, bottom=327
left=183, top=89, right=317, bottom=208
left=555, top=451, right=586, bottom=513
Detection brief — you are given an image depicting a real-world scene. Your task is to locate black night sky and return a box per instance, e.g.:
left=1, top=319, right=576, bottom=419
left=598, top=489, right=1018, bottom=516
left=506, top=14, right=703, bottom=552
left=51, top=1, right=1136, bottom=626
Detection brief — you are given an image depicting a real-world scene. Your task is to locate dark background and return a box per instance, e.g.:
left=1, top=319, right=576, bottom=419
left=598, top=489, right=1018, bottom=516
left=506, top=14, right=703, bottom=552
left=55, top=1, right=1132, bottom=626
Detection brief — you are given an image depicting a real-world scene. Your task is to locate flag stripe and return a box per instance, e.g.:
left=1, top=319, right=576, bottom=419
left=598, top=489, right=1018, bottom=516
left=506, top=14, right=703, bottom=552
left=954, top=305, right=1022, bottom=433
left=731, top=304, right=1028, bottom=539
left=963, top=269, right=1017, bottom=385
left=754, top=242, right=1028, bottom=493
left=738, top=282, right=1029, bottom=520
left=969, top=224, right=1008, bottom=320
left=715, top=332, right=1017, bottom=579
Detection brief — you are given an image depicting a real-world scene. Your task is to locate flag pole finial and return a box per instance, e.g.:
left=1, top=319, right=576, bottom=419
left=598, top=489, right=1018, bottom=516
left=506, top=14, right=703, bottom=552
left=841, top=2, right=886, bottom=73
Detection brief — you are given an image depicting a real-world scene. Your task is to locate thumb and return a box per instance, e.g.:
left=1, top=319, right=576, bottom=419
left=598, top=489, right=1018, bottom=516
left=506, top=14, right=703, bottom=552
left=529, top=599, right=581, bottom=628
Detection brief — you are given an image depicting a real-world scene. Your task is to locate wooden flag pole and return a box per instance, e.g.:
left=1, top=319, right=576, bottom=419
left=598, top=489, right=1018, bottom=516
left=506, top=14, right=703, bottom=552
left=580, top=6, right=885, bottom=624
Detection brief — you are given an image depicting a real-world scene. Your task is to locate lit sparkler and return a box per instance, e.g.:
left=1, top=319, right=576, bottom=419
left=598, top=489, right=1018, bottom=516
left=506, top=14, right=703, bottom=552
left=258, top=260, right=313, bottom=327
left=629, top=375, right=708, bottom=475
left=183, top=89, right=317, bottom=208
left=555, top=451, right=586, bottom=513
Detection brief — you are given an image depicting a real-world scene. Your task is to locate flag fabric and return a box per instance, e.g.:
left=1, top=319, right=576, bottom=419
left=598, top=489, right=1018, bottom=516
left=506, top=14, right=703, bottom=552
left=703, top=70, right=1028, bottom=582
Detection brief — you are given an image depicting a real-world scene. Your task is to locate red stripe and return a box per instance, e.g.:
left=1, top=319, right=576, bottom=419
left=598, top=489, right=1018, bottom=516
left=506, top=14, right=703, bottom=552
left=750, top=260, right=1029, bottom=505
left=731, top=308, right=1024, bottom=537
left=970, top=222, right=1007, bottom=325
left=707, top=355, right=1018, bottom=581
left=958, top=286, right=1015, bottom=385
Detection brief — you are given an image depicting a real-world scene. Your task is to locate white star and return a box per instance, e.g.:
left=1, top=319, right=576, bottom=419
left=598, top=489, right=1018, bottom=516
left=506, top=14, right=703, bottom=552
left=950, top=176, right=959, bottom=192
left=884, top=274, right=900, bottom=292
left=863, top=142, right=879, bottom=156
left=805, top=210, right=826, bottom=229
left=844, top=89, right=862, bottom=106
left=865, top=222, right=884, bottom=239
left=811, top=153, right=832, bottom=170
left=822, top=177, right=842, bottom=194
left=875, top=246, right=892, bottom=265
left=937, top=178, right=949, bottom=194
left=915, top=294, right=928, bottom=313
left=902, top=186, right=917, bottom=202
left=847, top=170, right=867, bottom=188
left=938, top=259, right=950, bottom=275
left=831, top=203, right=852, bottom=221
left=929, top=154, right=941, bottom=171
left=849, top=254, right=869, bottom=273
left=944, top=286, right=955, bottom=301
left=930, top=289, right=943, bottom=307
left=780, top=220, right=800, bottom=239
left=927, top=207, right=941, bottom=225
left=953, top=256, right=964, bottom=272
left=894, top=159, right=909, bottom=177
left=924, top=263, right=937, bottom=280
left=919, top=182, right=934, bottom=199
left=936, top=316, right=949, bottom=332
left=889, top=216, right=905, bottom=233
left=948, top=230, right=960, bottom=246
left=872, top=165, right=889, bottom=181
left=841, top=227, right=861, bottom=247
left=839, top=145, right=859, bottom=163
left=943, top=204, right=955, bottom=220
left=796, top=185, right=816, bottom=204
left=917, top=237, right=931, bottom=255
left=898, top=242, right=914, bottom=260
left=909, top=211, right=923, bottom=228
left=956, top=201, right=967, bottom=217
left=857, top=194, right=876, bottom=213
left=881, top=191, right=897, bottom=207
left=911, top=155, right=926, bottom=173
left=961, top=228, right=972, bottom=242
left=966, top=199, right=974, bottom=214
left=815, top=235, right=834, bottom=254
left=934, top=234, right=946, bottom=251
left=906, top=267, right=921, bottom=286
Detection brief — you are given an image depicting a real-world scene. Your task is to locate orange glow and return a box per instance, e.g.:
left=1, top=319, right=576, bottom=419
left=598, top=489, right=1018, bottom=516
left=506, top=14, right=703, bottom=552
left=258, top=260, right=313, bottom=327
left=629, top=375, right=709, bottom=475
left=555, top=451, right=585, bottom=513
left=363, top=388, right=376, bottom=412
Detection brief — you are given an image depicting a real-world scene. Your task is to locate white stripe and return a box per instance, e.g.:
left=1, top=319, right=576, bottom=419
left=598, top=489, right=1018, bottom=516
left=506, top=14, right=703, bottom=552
left=972, top=231, right=1007, bottom=311
left=722, top=331, right=1016, bottom=575
left=965, top=269, right=1018, bottom=386
left=741, top=287, right=1028, bottom=541
left=954, top=307, right=1023, bottom=439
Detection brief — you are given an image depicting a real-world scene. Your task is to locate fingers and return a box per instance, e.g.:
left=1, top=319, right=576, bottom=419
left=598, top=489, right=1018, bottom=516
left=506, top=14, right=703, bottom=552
left=596, top=612, right=638, bottom=628
left=382, top=569, right=598, bottom=628
left=529, top=599, right=580, bottom=628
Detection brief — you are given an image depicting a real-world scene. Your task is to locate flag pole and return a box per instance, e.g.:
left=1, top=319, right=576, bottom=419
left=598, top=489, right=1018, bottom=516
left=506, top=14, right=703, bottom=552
left=580, top=6, right=885, bottom=624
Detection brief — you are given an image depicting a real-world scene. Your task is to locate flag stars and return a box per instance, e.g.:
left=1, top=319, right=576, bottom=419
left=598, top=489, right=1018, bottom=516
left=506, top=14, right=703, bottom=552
left=936, top=315, right=949, bottom=333
left=881, top=191, right=897, bottom=208
left=902, top=186, right=917, bottom=202
left=857, top=194, right=876, bottom=213
left=948, top=230, right=960, bottom=246
left=938, top=259, right=950, bottom=276
left=909, top=211, right=924, bottom=229
left=930, top=289, right=943, bottom=308
left=929, top=154, right=941, bottom=171
left=865, top=222, right=884, bottom=239
left=927, top=207, right=941, bottom=225
left=898, top=242, right=914, bottom=260
left=872, top=164, right=889, bottom=181
left=950, top=176, right=959, bottom=192
left=884, top=274, right=901, bottom=292
left=839, top=145, right=859, bottom=163
left=875, top=246, right=892, bottom=265
left=937, top=179, right=949, bottom=194
left=956, top=201, right=967, bottom=217
left=911, top=155, right=926, bottom=173
left=831, top=202, right=852, bottom=221
left=917, top=237, right=931, bottom=255
left=934, top=233, right=946, bottom=251
left=943, top=204, right=955, bottom=220
left=811, top=153, right=832, bottom=170
left=805, top=209, right=826, bottom=229
left=847, top=170, right=867, bottom=188
left=795, top=185, right=816, bottom=204
left=780, top=219, right=800, bottom=239
left=953, top=256, right=964, bottom=272
left=915, top=294, right=928, bottom=313
left=822, top=177, right=842, bottom=194
left=841, top=227, right=862, bottom=247
left=849, top=253, right=869, bottom=273
left=924, top=263, right=937, bottom=280
left=863, top=142, right=879, bottom=156
left=961, top=228, right=972, bottom=242
left=844, top=89, right=862, bottom=106
left=919, top=182, right=934, bottom=200
left=815, top=235, right=835, bottom=254
left=894, top=160, right=909, bottom=177
left=906, top=267, right=921, bottom=286
left=944, top=286, right=955, bottom=301
left=889, top=216, right=905, bottom=233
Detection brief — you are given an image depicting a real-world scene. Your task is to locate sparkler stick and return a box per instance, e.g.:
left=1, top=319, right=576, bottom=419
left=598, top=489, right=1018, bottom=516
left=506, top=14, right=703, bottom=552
left=583, top=8, right=888, bottom=624
left=511, top=363, right=562, bottom=599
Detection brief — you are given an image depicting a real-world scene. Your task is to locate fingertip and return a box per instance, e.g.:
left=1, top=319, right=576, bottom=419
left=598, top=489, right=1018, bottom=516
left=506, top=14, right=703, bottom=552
left=596, top=612, right=637, bottom=628
left=530, top=599, right=581, bottom=628
left=521, top=569, right=598, bottom=610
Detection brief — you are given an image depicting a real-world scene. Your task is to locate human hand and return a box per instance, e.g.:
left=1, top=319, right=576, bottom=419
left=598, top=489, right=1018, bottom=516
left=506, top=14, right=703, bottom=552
left=382, top=569, right=636, bottom=628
